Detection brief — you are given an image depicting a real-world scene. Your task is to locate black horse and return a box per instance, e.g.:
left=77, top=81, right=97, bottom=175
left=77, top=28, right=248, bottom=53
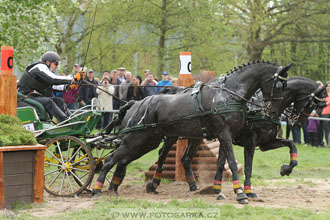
left=147, top=77, right=326, bottom=202
left=92, top=61, right=292, bottom=203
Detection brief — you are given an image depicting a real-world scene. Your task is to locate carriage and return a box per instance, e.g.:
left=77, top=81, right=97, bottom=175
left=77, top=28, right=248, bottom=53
left=17, top=92, right=119, bottom=197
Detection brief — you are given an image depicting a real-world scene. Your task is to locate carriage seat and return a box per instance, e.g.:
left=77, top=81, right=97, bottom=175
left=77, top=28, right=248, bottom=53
left=17, top=92, right=47, bottom=121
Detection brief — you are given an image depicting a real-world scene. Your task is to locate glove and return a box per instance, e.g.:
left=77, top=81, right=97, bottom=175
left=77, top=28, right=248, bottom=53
left=69, top=84, right=78, bottom=89
left=74, top=71, right=85, bottom=81
left=65, top=83, right=78, bottom=90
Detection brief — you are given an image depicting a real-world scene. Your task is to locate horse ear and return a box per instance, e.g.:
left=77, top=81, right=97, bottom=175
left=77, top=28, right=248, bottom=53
left=278, top=63, right=293, bottom=76
left=314, top=83, right=328, bottom=96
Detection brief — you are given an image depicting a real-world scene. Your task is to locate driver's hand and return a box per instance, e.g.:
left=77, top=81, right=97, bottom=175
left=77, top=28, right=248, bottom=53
left=74, top=71, right=85, bottom=81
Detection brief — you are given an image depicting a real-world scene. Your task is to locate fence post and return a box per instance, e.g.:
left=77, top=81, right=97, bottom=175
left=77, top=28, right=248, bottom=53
left=0, top=46, right=16, bottom=116
left=175, top=52, right=194, bottom=181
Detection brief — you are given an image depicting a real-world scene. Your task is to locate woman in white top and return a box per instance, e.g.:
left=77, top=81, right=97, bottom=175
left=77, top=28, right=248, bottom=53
left=96, top=76, right=115, bottom=129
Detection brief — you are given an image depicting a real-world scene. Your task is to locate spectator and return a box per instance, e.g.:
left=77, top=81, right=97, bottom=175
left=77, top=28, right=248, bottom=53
left=136, top=75, right=143, bottom=85
left=157, top=71, right=172, bottom=93
left=308, top=110, right=320, bottom=147
left=117, top=67, right=126, bottom=83
left=63, top=64, right=80, bottom=110
left=109, top=70, right=121, bottom=110
left=321, top=82, right=330, bottom=147
left=79, top=69, right=98, bottom=106
left=141, top=73, right=157, bottom=97
left=127, top=75, right=144, bottom=101
left=96, top=76, right=114, bottom=129
left=316, top=81, right=325, bottom=146
left=119, top=71, right=132, bottom=104
left=172, top=77, right=178, bottom=87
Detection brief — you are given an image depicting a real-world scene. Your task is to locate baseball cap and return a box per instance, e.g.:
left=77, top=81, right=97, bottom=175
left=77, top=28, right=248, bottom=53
left=162, top=71, right=169, bottom=75
left=118, top=67, right=126, bottom=71
left=73, top=63, right=79, bottom=67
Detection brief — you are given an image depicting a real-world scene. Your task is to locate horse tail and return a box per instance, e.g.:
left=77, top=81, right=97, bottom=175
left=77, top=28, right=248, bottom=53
left=104, top=100, right=136, bottom=134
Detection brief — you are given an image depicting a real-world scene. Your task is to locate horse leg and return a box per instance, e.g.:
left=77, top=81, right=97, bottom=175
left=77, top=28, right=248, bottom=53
left=108, top=162, right=127, bottom=194
left=218, top=131, right=248, bottom=204
left=92, top=133, right=161, bottom=197
left=260, top=139, right=298, bottom=176
left=146, top=137, right=177, bottom=194
left=181, top=138, right=202, bottom=191
left=243, top=143, right=258, bottom=198
left=92, top=148, right=124, bottom=197
left=213, top=145, right=227, bottom=200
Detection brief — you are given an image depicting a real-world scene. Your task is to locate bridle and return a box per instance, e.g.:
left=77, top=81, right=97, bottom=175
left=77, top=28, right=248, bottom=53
left=287, top=92, right=324, bottom=123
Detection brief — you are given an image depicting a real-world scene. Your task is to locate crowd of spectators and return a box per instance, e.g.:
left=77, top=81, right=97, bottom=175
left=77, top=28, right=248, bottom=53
left=55, top=64, right=177, bottom=129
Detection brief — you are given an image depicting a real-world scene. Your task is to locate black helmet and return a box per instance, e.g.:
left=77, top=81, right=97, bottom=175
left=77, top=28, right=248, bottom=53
left=41, top=51, right=60, bottom=63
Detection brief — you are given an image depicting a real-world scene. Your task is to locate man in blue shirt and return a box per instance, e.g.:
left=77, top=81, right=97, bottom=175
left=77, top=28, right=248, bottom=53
left=157, top=71, right=172, bottom=93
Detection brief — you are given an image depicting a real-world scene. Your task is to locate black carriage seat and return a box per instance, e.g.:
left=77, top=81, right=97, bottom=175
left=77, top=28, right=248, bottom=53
left=17, top=92, right=48, bottom=121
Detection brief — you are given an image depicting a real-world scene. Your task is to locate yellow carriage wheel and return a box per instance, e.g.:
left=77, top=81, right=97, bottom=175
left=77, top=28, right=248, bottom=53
left=44, top=135, right=95, bottom=197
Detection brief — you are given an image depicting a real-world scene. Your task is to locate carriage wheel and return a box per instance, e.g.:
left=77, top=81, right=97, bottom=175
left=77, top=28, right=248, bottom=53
left=44, top=136, right=95, bottom=197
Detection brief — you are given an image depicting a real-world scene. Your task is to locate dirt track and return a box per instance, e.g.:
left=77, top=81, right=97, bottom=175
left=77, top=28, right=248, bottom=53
left=26, top=177, right=330, bottom=217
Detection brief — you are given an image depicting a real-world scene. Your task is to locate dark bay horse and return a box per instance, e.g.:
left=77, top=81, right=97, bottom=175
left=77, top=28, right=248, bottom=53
left=147, top=77, right=326, bottom=202
left=92, top=61, right=292, bottom=203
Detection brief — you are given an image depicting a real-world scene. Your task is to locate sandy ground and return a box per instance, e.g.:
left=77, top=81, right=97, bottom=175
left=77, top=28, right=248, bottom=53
left=13, top=177, right=330, bottom=218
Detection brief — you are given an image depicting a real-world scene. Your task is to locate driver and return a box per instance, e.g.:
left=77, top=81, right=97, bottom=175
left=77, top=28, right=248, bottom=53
left=18, top=51, right=84, bottom=122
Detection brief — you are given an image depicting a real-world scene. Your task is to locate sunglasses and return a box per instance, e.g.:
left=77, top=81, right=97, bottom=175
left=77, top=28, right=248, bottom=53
left=53, top=61, right=59, bottom=66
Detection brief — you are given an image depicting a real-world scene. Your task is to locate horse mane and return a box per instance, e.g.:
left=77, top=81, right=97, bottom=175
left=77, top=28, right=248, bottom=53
left=289, top=76, right=316, bottom=85
left=225, top=60, right=278, bottom=76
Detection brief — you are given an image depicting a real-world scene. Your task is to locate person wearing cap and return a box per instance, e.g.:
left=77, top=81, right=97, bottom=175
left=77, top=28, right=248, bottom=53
left=79, top=69, right=98, bottom=106
left=96, top=75, right=114, bottom=129
left=18, top=51, right=83, bottom=122
left=157, top=71, right=172, bottom=94
left=117, top=67, right=126, bottom=83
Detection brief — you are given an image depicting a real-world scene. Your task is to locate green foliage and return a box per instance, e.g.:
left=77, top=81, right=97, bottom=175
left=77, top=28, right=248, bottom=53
left=0, top=114, right=37, bottom=146
left=0, top=0, right=58, bottom=73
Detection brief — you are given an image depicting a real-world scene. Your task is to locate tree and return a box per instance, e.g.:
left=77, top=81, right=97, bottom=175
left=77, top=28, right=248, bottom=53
left=0, top=0, right=58, bottom=73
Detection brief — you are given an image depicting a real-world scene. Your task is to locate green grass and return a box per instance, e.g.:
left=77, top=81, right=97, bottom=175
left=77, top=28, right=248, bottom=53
left=9, top=197, right=330, bottom=220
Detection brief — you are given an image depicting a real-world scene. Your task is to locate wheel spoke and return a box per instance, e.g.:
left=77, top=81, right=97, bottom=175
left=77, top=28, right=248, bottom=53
left=66, top=139, right=71, bottom=160
left=46, top=149, right=63, bottom=164
left=65, top=171, right=74, bottom=194
left=68, top=146, right=82, bottom=163
left=56, top=141, right=64, bottom=162
left=70, top=167, right=89, bottom=172
left=44, top=161, right=60, bottom=167
left=60, top=171, right=66, bottom=195
left=45, top=168, right=61, bottom=176
left=69, top=170, right=84, bottom=185
left=71, top=157, right=89, bottom=166
left=48, top=170, right=62, bottom=187
left=79, top=171, right=89, bottom=179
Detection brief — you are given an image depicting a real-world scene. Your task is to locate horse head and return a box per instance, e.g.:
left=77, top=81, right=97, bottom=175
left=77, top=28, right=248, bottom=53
left=292, top=82, right=327, bottom=128
left=259, top=63, right=293, bottom=118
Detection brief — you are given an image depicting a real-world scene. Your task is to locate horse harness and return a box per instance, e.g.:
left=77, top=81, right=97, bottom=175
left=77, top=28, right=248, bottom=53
left=119, top=70, right=289, bottom=137
left=119, top=81, right=247, bottom=138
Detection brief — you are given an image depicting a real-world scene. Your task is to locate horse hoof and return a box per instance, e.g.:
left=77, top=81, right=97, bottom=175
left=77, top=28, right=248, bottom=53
left=216, top=193, right=226, bottom=200
left=246, top=193, right=258, bottom=199
left=92, top=189, right=101, bottom=198
left=238, top=199, right=249, bottom=204
left=237, top=192, right=248, bottom=201
left=280, top=164, right=292, bottom=176
left=146, top=182, right=157, bottom=193
left=189, top=183, right=199, bottom=191
left=213, top=189, right=221, bottom=194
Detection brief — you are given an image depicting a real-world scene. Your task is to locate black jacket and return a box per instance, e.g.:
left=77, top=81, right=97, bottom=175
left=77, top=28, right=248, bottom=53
left=79, top=77, right=98, bottom=105
left=18, top=62, right=71, bottom=97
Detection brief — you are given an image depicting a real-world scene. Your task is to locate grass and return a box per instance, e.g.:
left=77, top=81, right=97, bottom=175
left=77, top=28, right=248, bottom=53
left=9, top=197, right=330, bottom=220
left=4, top=125, right=330, bottom=219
